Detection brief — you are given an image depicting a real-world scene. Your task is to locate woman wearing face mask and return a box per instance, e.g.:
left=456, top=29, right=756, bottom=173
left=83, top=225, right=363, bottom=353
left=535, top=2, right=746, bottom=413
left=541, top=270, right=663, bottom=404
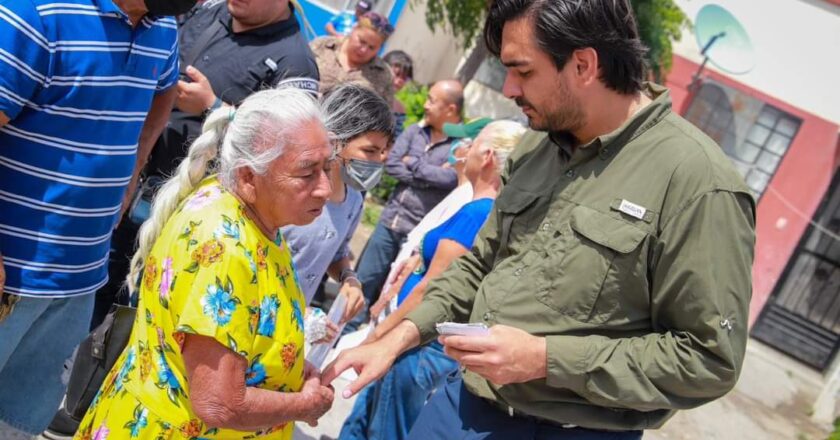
left=280, top=84, right=394, bottom=326
left=310, top=12, right=395, bottom=103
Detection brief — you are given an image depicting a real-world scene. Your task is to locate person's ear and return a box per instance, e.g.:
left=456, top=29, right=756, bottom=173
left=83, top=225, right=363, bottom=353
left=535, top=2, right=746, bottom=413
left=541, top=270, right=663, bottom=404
left=570, top=47, right=599, bottom=87
left=236, top=167, right=258, bottom=204
left=483, top=148, right=496, bottom=171
left=447, top=103, right=458, bottom=118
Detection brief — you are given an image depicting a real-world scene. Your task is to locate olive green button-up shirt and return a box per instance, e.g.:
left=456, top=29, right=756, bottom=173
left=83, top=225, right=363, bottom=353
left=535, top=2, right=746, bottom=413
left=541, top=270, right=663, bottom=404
left=406, top=83, right=756, bottom=431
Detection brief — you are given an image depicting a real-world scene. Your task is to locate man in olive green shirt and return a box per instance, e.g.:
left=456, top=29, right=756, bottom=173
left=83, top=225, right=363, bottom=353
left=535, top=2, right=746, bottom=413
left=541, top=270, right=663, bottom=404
left=323, top=0, right=755, bottom=438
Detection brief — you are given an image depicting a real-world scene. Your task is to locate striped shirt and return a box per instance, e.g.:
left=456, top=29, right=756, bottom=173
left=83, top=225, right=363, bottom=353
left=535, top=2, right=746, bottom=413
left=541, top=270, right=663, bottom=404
left=0, top=0, right=179, bottom=298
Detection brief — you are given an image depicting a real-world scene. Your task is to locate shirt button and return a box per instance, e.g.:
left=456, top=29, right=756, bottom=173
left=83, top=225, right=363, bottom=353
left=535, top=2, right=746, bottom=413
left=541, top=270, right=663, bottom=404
left=483, top=312, right=492, bottom=321
left=514, top=268, right=523, bottom=276
left=202, top=55, right=210, bottom=62
left=541, top=222, right=550, bottom=231
left=565, top=169, right=576, bottom=178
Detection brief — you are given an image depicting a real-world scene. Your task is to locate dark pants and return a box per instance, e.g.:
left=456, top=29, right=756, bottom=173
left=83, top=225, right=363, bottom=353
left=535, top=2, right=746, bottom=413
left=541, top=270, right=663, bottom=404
left=344, top=222, right=407, bottom=333
left=408, top=378, right=644, bottom=440
left=90, top=216, right=139, bottom=330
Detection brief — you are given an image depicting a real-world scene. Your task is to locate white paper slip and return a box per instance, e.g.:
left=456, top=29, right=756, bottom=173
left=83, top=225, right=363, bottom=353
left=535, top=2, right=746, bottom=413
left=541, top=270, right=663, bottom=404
left=435, top=322, right=490, bottom=337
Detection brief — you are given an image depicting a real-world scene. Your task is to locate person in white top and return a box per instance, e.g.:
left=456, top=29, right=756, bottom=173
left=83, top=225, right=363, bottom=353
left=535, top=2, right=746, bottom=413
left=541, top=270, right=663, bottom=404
left=371, top=118, right=493, bottom=320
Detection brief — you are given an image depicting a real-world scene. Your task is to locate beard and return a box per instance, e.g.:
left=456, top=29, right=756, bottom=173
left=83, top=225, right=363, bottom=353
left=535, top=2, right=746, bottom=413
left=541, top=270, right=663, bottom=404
left=516, top=78, right=585, bottom=134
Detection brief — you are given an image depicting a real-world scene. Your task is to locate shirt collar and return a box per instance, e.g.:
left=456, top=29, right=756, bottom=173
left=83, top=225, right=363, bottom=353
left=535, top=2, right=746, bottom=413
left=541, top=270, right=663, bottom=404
left=220, top=3, right=301, bottom=38
left=550, top=82, right=671, bottom=164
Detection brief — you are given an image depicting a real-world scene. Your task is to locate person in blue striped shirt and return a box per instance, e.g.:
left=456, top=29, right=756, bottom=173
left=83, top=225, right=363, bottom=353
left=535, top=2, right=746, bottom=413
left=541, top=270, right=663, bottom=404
left=0, top=0, right=197, bottom=436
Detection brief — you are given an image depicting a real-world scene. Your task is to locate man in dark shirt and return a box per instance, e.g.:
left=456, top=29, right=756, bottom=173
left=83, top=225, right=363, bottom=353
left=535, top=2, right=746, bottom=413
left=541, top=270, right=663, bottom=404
left=148, top=0, right=320, bottom=179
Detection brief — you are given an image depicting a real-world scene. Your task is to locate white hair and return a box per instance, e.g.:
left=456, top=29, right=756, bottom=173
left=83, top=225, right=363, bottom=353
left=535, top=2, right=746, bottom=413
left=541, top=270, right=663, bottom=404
left=477, top=120, right=528, bottom=173
left=126, top=86, right=323, bottom=293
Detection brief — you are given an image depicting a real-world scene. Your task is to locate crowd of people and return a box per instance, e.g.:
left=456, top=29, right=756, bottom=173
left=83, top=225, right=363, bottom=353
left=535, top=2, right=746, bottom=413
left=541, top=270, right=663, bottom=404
left=0, top=0, right=756, bottom=440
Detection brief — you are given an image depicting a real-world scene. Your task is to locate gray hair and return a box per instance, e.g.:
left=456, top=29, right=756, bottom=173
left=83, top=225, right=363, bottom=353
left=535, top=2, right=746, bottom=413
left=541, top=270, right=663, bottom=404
left=127, top=86, right=323, bottom=293
left=321, top=84, right=395, bottom=146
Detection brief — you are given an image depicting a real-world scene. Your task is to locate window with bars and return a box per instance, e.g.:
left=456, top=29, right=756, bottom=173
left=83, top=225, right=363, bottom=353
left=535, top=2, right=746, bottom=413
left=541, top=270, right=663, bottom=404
left=684, top=81, right=801, bottom=196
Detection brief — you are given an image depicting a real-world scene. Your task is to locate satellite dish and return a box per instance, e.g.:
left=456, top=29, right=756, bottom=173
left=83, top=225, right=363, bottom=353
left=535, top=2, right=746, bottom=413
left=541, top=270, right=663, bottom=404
left=694, top=4, right=755, bottom=74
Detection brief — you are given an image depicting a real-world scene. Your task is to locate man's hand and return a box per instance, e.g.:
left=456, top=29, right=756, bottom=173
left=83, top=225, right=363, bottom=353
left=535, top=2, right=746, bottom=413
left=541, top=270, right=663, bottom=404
left=338, top=278, right=365, bottom=324
left=321, top=340, right=399, bottom=399
left=298, top=364, right=335, bottom=427
left=176, top=65, right=217, bottom=115
left=440, top=325, right=547, bottom=386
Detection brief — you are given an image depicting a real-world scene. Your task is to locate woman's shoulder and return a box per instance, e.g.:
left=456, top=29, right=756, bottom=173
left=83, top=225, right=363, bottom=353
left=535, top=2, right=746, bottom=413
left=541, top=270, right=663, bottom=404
left=454, top=198, right=494, bottom=222
left=310, top=36, right=340, bottom=53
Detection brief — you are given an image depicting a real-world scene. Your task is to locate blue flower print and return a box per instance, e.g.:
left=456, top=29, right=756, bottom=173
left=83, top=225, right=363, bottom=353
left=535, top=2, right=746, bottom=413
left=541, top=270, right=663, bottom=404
left=155, top=346, right=185, bottom=406
left=257, top=295, right=279, bottom=337
left=217, top=214, right=241, bottom=241
left=114, top=347, right=136, bottom=394
left=201, top=277, right=240, bottom=327
left=291, top=299, right=303, bottom=332
left=245, top=354, right=268, bottom=387
left=125, top=404, right=149, bottom=438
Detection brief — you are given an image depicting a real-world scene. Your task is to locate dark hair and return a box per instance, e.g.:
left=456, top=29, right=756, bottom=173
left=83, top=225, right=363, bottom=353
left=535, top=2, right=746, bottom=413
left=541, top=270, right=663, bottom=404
left=484, top=0, right=648, bottom=94
left=322, top=84, right=395, bottom=146
left=383, top=50, right=414, bottom=80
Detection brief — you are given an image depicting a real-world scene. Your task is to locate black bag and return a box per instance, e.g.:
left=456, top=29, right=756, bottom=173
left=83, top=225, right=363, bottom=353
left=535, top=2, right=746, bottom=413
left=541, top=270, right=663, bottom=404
left=63, top=302, right=136, bottom=421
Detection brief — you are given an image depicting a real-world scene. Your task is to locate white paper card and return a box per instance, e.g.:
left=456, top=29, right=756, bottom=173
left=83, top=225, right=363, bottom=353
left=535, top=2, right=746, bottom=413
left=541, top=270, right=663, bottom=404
left=435, top=322, right=490, bottom=337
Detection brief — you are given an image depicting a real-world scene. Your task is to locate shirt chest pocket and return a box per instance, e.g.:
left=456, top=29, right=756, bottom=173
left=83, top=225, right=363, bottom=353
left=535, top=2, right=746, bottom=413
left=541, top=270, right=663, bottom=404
left=536, top=205, right=648, bottom=323
left=247, top=59, right=279, bottom=91
left=495, top=186, right=546, bottom=261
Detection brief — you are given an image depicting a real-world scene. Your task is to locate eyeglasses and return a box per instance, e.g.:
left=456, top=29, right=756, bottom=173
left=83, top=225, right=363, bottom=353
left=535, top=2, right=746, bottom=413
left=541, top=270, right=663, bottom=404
left=358, top=12, right=394, bottom=38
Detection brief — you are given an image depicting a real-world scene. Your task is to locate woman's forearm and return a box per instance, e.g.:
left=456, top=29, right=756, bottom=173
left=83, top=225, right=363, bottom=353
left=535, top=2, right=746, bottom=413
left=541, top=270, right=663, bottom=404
left=373, top=279, right=427, bottom=340
left=185, top=335, right=330, bottom=432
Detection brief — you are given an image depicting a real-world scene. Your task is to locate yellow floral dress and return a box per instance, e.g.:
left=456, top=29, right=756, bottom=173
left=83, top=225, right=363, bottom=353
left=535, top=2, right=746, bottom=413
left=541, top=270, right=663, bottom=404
left=75, top=177, right=306, bottom=440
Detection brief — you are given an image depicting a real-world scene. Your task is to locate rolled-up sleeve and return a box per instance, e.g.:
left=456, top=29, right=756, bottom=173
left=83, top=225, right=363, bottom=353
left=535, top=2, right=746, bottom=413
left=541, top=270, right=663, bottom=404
left=0, top=1, right=50, bottom=119
left=544, top=189, right=755, bottom=411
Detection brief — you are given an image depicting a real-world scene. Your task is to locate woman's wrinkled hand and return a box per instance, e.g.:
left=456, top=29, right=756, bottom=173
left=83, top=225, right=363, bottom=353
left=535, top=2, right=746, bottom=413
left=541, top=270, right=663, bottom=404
left=298, top=364, right=334, bottom=427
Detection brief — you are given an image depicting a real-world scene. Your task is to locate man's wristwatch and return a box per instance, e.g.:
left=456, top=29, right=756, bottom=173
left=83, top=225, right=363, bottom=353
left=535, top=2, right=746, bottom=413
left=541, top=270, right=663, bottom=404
left=339, top=268, right=359, bottom=284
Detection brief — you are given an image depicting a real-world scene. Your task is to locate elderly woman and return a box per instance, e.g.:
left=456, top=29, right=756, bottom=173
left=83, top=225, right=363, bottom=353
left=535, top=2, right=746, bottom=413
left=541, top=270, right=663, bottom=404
left=281, top=84, right=394, bottom=325
left=74, top=88, right=334, bottom=440
left=310, top=11, right=395, bottom=103
left=337, top=121, right=527, bottom=440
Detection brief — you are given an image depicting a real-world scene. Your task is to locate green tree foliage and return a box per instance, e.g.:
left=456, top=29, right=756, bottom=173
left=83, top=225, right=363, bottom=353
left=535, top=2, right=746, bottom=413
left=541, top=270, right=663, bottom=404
left=419, top=0, right=688, bottom=82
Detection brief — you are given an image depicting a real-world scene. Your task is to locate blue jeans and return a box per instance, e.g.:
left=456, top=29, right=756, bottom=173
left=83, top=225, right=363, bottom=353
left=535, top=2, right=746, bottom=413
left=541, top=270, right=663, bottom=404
left=408, top=378, right=644, bottom=440
left=0, top=294, right=95, bottom=434
left=345, top=222, right=406, bottom=333
left=339, top=342, right=458, bottom=440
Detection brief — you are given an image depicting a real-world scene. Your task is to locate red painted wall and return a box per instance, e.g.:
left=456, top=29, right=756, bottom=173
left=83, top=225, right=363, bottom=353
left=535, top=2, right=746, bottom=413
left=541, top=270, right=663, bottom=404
left=666, top=55, right=840, bottom=326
